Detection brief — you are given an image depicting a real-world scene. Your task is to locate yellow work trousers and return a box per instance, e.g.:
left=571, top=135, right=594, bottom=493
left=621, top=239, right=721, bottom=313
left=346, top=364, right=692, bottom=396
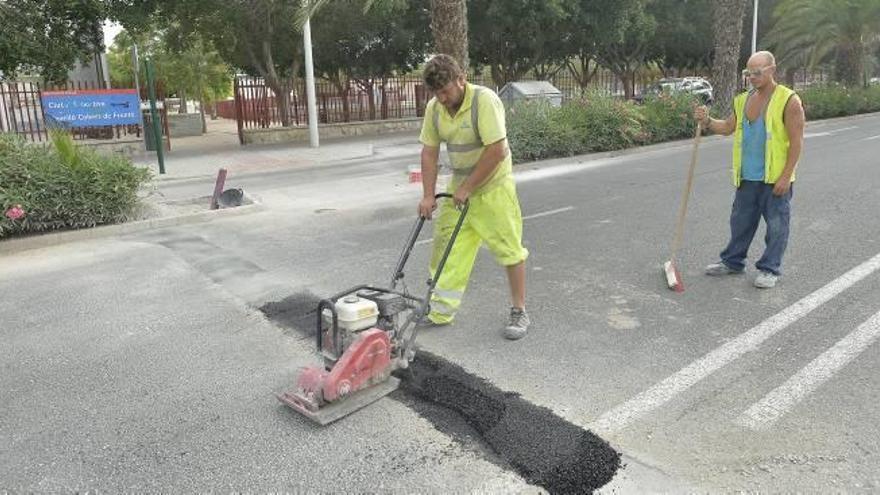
left=428, top=179, right=529, bottom=324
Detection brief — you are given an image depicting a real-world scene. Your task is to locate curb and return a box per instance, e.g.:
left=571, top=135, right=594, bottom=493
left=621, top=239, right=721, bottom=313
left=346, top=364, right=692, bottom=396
left=0, top=199, right=266, bottom=256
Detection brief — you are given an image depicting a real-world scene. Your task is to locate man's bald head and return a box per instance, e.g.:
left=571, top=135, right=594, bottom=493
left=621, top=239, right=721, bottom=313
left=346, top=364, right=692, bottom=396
left=745, top=51, right=777, bottom=89
left=748, top=51, right=776, bottom=68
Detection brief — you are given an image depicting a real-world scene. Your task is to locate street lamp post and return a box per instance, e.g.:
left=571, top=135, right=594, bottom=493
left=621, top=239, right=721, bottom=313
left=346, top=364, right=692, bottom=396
left=751, top=0, right=759, bottom=54
left=303, top=17, right=319, bottom=148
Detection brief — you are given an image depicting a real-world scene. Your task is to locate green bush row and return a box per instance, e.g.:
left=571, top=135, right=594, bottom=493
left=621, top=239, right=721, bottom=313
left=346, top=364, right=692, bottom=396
left=800, top=84, right=880, bottom=120
left=507, top=84, right=880, bottom=164
left=507, top=92, right=697, bottom=163
left=0, top=132, right=151, bottom=238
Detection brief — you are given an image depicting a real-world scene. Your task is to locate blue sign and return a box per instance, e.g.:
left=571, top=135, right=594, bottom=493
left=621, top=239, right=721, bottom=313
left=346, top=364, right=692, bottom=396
left=41, top=89, right=143, bottom=128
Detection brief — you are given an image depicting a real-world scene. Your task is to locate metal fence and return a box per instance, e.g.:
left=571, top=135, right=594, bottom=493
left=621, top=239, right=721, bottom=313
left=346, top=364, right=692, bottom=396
left=0, top=80, right=168, bottom=144
left=233, top=75, right=431, bottom=131
left=230, top=70, right=657, bottom=140
left=229, top=66, right=832, bottom=143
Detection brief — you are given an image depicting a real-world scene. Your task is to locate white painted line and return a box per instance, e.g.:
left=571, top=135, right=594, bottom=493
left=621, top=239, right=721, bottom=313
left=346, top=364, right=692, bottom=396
left=523, top=206, right=575, bottom=220
left=589, top=252, right=880, bottom=435
left=737, top=309, right=880, bottom=430
left=413, top=206, right=574, bottom=247
left=864, top=135, right=880, bottom=141
left=832, top=126, right=859, bottom=133
left=804, top=132, right=832, bottom=139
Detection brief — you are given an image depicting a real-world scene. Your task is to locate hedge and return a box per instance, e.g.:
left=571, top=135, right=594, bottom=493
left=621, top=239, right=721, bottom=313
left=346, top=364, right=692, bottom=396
left=508, top=84, right=880, bottom=164
left=0, top=131, right=151, bottom=238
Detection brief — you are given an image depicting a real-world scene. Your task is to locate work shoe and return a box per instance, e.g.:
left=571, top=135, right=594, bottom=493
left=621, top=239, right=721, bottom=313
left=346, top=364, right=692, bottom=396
left=503, top=307, right=530, bottom=341
left=705, top=262, right=742, bottom=276
left=754, top=271, right=778, bottom=289
left=416, top=315, right=451, bottom=329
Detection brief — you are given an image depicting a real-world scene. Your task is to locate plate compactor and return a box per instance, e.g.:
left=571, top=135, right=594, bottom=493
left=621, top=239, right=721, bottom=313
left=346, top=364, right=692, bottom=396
left=277, top=194, right=468, bottom=425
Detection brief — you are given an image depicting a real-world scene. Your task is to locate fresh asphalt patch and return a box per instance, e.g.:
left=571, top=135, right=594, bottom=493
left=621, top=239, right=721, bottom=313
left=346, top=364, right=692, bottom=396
left=395, top=351, right=621, bottom=493
left=258, top=295, right=622, bottom=494
left=258, top=292, right=322, bottom=338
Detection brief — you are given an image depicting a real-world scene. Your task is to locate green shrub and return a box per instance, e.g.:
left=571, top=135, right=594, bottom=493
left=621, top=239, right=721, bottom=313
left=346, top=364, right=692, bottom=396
left=799, top=84, right=878, bottom=120
left=640, top=93, right=698, bottom=144
left=506, top=100, right=582, bottom=162
left=860, top=85, right=880, bottom=113
left=0, top=132, right=151, bottom=238
left=558, top=94, right=645, bottom=152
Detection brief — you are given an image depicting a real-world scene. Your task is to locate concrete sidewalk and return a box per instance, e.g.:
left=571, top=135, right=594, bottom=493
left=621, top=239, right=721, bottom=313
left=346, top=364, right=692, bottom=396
left=132, top=117, right=422, bottom=181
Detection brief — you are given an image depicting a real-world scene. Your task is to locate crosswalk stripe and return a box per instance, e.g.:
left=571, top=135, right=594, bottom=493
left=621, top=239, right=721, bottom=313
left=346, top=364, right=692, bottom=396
left=589, top=252, right=880, bottom=434
left=736, top=308, right=880, bottom=430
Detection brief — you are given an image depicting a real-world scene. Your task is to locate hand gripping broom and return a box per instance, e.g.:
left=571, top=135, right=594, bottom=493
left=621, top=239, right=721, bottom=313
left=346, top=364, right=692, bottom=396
left=664, top=122, right=703, bottom=292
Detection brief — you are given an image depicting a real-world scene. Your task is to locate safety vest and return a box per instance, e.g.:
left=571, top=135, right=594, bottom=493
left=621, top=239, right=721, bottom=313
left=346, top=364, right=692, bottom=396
left=432, top=86, right=485, bottom=179
left=732, top=84, right=796, bottom=187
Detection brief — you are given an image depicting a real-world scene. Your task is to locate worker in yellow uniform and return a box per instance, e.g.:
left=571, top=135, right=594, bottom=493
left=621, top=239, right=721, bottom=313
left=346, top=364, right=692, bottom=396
left=417, top=54, right=530, bottom=340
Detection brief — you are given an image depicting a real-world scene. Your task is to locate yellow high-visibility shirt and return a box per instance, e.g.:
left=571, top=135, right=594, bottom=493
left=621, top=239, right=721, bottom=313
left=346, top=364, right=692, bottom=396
left=419, top=83, right=512, bottom=194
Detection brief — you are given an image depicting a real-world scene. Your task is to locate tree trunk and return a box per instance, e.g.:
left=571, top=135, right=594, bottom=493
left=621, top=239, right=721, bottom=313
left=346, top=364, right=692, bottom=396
left=711, top=0, right=748, bottom=116
left=265, top=77, right=292, bottom=127
left=834, top=43, right=864, bottom=87
left=430, top=0, right=469, bottom=70
left=197, top=85, right=207, bottom=134
left=784, top=66, right=797, bottom=87
left=620, top=70, right=635, bottom=99
left=178, top=89, right=188, bottom=114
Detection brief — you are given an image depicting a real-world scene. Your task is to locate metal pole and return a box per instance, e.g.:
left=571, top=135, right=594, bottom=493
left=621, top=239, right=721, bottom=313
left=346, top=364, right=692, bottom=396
left=751, top=0, right=759, bottom=54
left=303, top=17, right=319, bottom=148
left=131, top=44, right=141, bottom=99
left=145, top=58, right=165, bottom=175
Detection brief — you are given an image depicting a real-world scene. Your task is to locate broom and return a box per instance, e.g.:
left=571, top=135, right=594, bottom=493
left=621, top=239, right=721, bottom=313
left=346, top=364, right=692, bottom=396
left=664, top=121, right=703, bottom=292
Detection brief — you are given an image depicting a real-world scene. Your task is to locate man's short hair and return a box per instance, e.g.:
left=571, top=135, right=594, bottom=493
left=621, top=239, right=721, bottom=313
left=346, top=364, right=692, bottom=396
left=423, top=54, right=463, bottom=91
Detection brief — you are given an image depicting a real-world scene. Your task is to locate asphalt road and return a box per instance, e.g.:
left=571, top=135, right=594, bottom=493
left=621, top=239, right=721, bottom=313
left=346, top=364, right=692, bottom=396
left=2, top=113, right=879, bottom=492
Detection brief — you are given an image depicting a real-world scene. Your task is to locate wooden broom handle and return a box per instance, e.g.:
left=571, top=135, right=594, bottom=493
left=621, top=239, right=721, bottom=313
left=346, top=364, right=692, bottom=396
left=669, top=122, right=703, bottom=262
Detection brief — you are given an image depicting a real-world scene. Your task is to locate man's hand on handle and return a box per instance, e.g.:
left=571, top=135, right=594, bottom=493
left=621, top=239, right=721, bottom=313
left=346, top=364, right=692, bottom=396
left=418, top=196, right=437, bottom=219
left=452, top=186, right=471, bottom=209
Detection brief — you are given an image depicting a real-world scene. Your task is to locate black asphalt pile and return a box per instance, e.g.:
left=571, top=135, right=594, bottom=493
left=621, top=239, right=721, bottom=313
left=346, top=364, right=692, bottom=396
left=395, top=351, right=621, bottom=494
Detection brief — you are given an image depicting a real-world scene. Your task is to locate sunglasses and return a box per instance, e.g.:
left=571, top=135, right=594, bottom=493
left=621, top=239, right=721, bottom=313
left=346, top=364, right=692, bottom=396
left=742, top=65, right=775, bottom=78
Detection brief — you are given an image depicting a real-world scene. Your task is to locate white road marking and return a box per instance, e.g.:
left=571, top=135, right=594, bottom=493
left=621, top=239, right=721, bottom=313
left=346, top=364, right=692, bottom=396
left=413, top=206, right=574, bottom=246
left=804, top=132, right=832, bottom=139
left=832, top=126, right=859, bottom=133
left=589, top=251, right=880, bottom=435
left=523, top=206, right=575, bottom=220
left=864, top=135, right=880, bottom=141
left=737, top=309, right=880, bottom=430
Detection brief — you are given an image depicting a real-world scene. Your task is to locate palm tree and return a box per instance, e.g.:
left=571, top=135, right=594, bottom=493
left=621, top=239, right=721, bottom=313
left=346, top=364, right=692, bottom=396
left=711, top=0, right=749, bottom=116
left=429, top=0, right=468, bottom=69
left=770, top=0, right=880, bottom=87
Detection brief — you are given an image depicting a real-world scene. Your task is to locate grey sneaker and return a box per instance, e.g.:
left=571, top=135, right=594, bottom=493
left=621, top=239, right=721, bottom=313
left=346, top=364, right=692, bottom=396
left=754, top=271, right=778, bottom=288
left=705, top=262, right=742, bottom=276
left=503, top=307, right=530, bottom=340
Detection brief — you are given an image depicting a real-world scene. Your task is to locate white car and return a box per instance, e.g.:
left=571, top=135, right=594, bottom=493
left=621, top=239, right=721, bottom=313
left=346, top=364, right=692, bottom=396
left=635, top=77, right=714, bottom=105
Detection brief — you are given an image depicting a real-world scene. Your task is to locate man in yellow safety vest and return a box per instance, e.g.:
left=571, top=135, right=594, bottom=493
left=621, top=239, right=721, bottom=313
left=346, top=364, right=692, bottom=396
left=417, top=54, right=530, bottom=340
left=695, top=51, right=805, bottom=288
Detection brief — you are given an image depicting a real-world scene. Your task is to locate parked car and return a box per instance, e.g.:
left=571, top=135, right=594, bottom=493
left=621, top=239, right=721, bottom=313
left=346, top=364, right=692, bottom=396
left=634, top=77, right=714, bottom=105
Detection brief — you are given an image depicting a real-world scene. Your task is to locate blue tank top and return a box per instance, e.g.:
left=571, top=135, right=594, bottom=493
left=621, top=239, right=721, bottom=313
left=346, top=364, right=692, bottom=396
left=741, top=107, right=766, bottom=181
